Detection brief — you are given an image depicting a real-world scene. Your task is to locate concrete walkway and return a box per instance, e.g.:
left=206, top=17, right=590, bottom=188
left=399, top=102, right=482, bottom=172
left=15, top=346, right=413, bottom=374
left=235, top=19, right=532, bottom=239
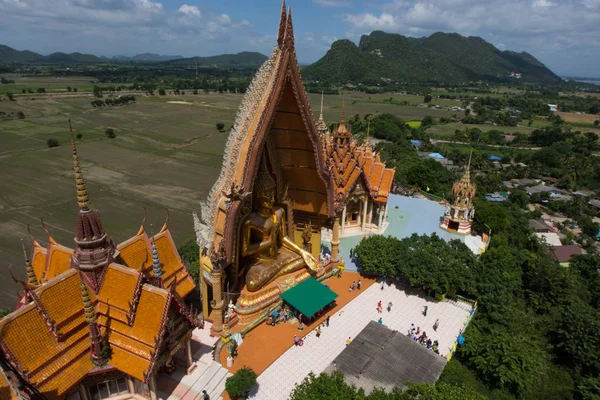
left=249, top=282, right=472, bottom=400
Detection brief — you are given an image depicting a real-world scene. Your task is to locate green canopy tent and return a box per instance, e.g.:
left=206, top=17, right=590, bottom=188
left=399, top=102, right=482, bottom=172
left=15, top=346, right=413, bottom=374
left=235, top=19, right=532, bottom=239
left=280, top=278, right=339, bottom=318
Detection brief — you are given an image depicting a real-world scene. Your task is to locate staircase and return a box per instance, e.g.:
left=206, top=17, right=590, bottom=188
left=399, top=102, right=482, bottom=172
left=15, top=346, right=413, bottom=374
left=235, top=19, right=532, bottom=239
left=158, top=360, right=232, bottom=400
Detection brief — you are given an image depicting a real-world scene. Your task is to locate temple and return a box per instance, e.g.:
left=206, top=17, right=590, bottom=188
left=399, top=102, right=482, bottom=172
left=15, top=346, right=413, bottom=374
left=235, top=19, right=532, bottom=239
left=0, top=119, right=202, bottom=400
left=320, top=96, right=395, bottom=237
left=440, top=154, right=476, bottom=235
left=194, top=2, right=344, bottom=336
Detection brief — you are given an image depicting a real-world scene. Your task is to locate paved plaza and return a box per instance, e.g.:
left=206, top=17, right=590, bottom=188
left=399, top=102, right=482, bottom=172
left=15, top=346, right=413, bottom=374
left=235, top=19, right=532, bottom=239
left=248, top=280, right=472, bottom=400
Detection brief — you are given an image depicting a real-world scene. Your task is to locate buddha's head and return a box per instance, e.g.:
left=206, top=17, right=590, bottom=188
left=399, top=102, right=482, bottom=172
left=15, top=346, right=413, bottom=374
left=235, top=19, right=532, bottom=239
left=255, top=156, right=276, bottom=214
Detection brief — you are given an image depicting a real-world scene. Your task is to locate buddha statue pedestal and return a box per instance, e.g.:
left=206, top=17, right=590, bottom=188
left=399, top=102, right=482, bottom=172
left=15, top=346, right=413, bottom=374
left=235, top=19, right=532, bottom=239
left=235, top=263, right=325, bottom=326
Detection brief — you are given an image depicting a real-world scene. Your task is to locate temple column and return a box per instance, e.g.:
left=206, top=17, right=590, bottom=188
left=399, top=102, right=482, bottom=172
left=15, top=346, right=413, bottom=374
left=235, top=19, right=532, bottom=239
left=210, top=268, right=224, bottom=336
left=201, top=275, right=209, bottom=319
left=361, top=197, right=368, bottom=231
left=126, top=377, right=135, bottom=394
left=378, top=204, right=384, bottom=230
left=341, top=205, right=347, bottom=235
left=186, top=337, right=196, bottom=374
left=79, top=384, right=89, bottom=400
left=148, top=373, right=158, bottom=400
left=383, top=203, right=388, bottom=222
left=331, top=217, right=340, bottom=266
left=367, top=201, right=373, bottom=226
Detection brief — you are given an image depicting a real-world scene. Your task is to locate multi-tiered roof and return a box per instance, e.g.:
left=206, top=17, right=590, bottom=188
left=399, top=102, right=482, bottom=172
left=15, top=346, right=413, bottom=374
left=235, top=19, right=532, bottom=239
left=0, top=119, right=199, bottom=399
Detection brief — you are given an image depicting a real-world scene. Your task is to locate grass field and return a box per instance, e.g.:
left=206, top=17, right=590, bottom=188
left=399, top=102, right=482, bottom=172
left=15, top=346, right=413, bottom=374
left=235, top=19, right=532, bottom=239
left=407, top=120, right=422, bottom=128
left=557, top=111, right=599, bottom=125
left=0, top=75, right=115, bottom=94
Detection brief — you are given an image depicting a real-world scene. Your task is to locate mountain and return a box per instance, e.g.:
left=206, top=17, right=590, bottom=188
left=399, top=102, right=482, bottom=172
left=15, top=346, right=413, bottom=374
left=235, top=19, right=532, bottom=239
left=112, top=53, right=183, bottom=62
left=0, top=45, right=105, bottom=63
left=165, top=52, right=268, bottom=67
left=0, top=44, right=42, bottom=63
left=303, top=31, right=561, bottom=85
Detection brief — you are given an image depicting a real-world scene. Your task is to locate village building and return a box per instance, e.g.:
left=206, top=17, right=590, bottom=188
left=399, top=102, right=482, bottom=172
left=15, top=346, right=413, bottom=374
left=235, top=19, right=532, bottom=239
left=319, top=97, right=396, bottom=238
left=0, top=122, right=202, bottom=400
left=440, top=155, right=476, bottom=235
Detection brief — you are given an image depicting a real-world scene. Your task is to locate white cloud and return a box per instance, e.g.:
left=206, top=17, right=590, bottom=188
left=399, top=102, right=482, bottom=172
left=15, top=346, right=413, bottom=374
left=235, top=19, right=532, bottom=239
left=321, top=35, right=339, bottom=45
left=312, top=0, right=352, bottom=6
left=304, top=32, right=315, bottom=41
left=178, top=4, right=200, bottom=17
left=532, top=0, right=553, bottom=8
left=342, top=12, right=399, bottom=30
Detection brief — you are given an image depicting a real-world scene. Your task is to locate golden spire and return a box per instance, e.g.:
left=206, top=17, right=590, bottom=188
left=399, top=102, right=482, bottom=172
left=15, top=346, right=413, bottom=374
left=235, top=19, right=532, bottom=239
left=340, top=96, right=346, bottom=125
left=68, top=115, right=89, bottom=210
left=81, top=281, right=96, bottom=323
left=21, top=238, right=38, bottom=286
left=320, top=91, right=324, bottom=119
left=277, top=0, right=287, bottom=46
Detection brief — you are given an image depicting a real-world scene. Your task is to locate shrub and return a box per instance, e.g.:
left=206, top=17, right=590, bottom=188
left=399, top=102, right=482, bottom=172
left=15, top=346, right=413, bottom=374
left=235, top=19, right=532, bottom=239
left=225, top=366, right=257, bottom=399
left=73, top=88, right=78, bottom=92
left=76, top=133, right=83, bottom=139
left=17, top=112, right=25, bottom=119
left=216, top=122, right=225, bottom=132
left=158, top=88, right=166, bottom=96
left=47, top=138, right=60, bottom=148
left=7, top=92, right=14, bottom=101
left=105, top=128, right=116, bottom=139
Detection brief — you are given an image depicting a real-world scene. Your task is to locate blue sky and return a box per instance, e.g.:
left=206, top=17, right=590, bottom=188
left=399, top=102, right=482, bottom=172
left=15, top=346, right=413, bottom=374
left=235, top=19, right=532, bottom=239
left=1, top=0, right=599, bottom=77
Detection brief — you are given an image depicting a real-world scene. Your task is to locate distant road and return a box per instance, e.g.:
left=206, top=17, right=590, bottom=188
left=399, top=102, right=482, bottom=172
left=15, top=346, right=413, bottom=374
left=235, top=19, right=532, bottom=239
left=433, top=139, right=541, bottom=151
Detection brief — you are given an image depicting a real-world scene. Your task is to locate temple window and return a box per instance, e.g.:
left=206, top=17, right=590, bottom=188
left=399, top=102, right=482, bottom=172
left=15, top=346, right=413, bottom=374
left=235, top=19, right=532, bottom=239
left=87, top=378, right=129, bottom=400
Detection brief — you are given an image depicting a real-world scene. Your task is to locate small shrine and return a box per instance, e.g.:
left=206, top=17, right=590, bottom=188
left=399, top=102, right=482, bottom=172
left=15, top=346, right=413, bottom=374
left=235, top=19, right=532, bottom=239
left=194, top=2, right=338, bottom=336
left=440, top=154, right=476, bottom=235
left=320, top=97, right=396, bottom=238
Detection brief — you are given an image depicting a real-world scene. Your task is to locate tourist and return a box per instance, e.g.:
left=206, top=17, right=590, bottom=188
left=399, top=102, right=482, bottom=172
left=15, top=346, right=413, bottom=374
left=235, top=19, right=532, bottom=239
left=316, top=326, right=321, bottom=338
left=357, top=280, right=362, bottom=290
left=387, top=301, right=393, bottom=312
left=378, top=317, right=383, bottom=324
left=410, top=323, right=415, bottom=333
left=381, top=281, right=385, bottom=290
left=351, top=281, right=357, bottom=290
left=416, top=327, right=420, bottom=335
left=201, top=390, right=210, bottom=400
left=283, top=309, right=288, bottom=323
left=346, top=337, right=351, bottom=346
left=294, top=335, right=299, bottom=346
left=423, top=305, right=428, bottom=317
left=433, top=319, right=439, bottom=331
left=377, top=300, right=382, bottom=309
left=326, top=315, right=330, bottom=327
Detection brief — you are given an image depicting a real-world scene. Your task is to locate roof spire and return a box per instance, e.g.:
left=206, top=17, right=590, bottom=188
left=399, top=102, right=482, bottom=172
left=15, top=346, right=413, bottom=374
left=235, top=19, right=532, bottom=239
left=341, top=96, right=346, bottom=125
left=150, top=225, right=163, bottom=286
left=68, top=115, right=89, bottom=210
left=320, top=91, right=324, bottom=118
left=277, top=0, right=287, bottom=46
left=21, top=238, right=38, bottom=286
left=283, top=6, right=295, bottom=48
left=80, top=280, right=103, bottom=366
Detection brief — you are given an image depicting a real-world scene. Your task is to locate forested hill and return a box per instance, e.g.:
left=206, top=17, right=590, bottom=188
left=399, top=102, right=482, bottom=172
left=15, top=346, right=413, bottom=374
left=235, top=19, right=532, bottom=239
left=164, top=52, right=268, bottom=67
left=302, top=31, right=561, bottom=85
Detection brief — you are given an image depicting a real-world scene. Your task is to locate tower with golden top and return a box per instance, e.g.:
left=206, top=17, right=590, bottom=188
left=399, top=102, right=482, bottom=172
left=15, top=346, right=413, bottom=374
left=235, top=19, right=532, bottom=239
left=440, top=153, right=476, bottom=235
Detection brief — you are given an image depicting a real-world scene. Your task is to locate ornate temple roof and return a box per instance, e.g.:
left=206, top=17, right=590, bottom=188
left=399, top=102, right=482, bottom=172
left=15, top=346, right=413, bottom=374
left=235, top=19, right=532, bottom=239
left=451, top=153, right=476, bottom=210
left=0, top=121, right=197, bottom=399
left=322, top=106, right=395, bottom=210
left=196, top=1, right=334, bottom=263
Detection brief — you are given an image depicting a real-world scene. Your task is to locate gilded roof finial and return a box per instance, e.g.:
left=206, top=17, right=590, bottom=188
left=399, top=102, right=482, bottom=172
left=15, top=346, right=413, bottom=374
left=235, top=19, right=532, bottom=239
left=277, top=0, right=287, bottom=46
left=320, top=91, right=324, bottom=118
left=81, top=281, right=96, bottom=323
left=21, top=238, right=38, bottom=286
left=340, top=96, right=346, bottom=125
left=68, top=115, right=89, bottom=210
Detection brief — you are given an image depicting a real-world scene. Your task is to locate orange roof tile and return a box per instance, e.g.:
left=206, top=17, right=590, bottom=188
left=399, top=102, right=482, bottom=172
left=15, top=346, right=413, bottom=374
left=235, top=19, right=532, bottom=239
left=31, top=241, right=47, bottom=283
left=97, top=264, right=142, bottom=322
left=117, top=230, right=152, bottom=273
left=43, top=243, right=73, bottom=282
left=153, top=229, right=195, bottom=298
left=109, top=347, right=150, bottom=382
left=36, top=350, right=93, bottom=400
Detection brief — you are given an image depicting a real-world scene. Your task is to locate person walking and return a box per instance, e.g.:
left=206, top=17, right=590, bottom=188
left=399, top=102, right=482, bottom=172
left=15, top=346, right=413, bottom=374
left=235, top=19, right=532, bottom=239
left=283, top=309, right=288, bottom=323
left=325, top=315, right=330, bottom=327
left=433, top=319, right=439, bottom=331
left=316, top=326, right=321, bottom=338
left=378, top=317, right=383, bottom=324
left=351, top=281, right=357, bottom=290
left=377, top=300, right=382, bottom=309
left=381, top=281, right=385, bottom=291
left=346, top=337, right=351, bottom=346
left=423, top=305, right=428, bottom=317
left=357, top=280, right=362, bottom=290
left=201, top=390, right=210, bottom=400
left=387, top=301, right=393, bottom=312
left=294, top=335, right=299, bottom=346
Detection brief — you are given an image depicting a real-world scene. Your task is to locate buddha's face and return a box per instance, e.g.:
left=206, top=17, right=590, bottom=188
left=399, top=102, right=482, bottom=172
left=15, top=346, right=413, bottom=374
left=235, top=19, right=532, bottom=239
left=258, top=187, right=275, bottom=211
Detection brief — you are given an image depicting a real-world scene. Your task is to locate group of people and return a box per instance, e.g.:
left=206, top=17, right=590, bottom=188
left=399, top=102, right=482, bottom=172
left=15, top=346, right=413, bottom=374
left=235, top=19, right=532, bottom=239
left=349, top=279, right=362, bottom=292
left=407, top=320, right=441, bottom=354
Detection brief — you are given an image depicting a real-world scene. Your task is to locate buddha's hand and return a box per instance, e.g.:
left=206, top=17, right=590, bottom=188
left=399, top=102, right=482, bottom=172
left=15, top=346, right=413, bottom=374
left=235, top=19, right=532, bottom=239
left=299, top=249, right=318, bottom=272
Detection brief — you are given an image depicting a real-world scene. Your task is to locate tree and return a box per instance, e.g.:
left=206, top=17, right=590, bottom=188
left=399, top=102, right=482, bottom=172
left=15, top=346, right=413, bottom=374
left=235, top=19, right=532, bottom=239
left=7, top=92, right=14, bottom=101
left=216, top=122, right=225, bottom=132
left=73, top=87, right=78, bottom=92
left=105, top=128, right=116, bottom=139
left=76, top=133, right=83, bottom=139
left=594, top=120, right=599, bottom=126
left=67, top=86, right=72, bottom=92
left=93, top=85, right=103, bottom=98
left=225, top=366, right=257, bottom=399
left=424, top=94, right=433, bottom=103
left=421, top=115, right=434, bottom=128
left=158, top=88, right=166, bottom=96
left=290, top=371, right=366, bottom=400
left=46, top=138, right=60, bottom=148
left=17, top=111, right=25, bottom=120
left=508, top=190, right=529, bottom=209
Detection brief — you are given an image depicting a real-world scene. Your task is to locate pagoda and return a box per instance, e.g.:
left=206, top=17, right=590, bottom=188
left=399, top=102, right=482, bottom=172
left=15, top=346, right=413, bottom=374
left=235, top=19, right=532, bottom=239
left=0, top=119, right=202, bottom=400
left=194, top=2, right=339, bottom=333
left=321, top=99, right=396, bottom=237
left=440, top=153, right=476, bottom=235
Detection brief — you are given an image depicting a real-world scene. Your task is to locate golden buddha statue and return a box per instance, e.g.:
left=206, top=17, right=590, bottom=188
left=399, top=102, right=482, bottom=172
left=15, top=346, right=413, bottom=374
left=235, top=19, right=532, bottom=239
left=241, top=159, right=318, bottom=292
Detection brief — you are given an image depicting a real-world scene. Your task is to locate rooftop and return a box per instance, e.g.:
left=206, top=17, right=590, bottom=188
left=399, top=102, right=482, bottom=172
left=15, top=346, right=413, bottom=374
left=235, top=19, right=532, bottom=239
left=549, top=244, right=584, bottom=263
left=325, top=321, right=447, bottom=394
